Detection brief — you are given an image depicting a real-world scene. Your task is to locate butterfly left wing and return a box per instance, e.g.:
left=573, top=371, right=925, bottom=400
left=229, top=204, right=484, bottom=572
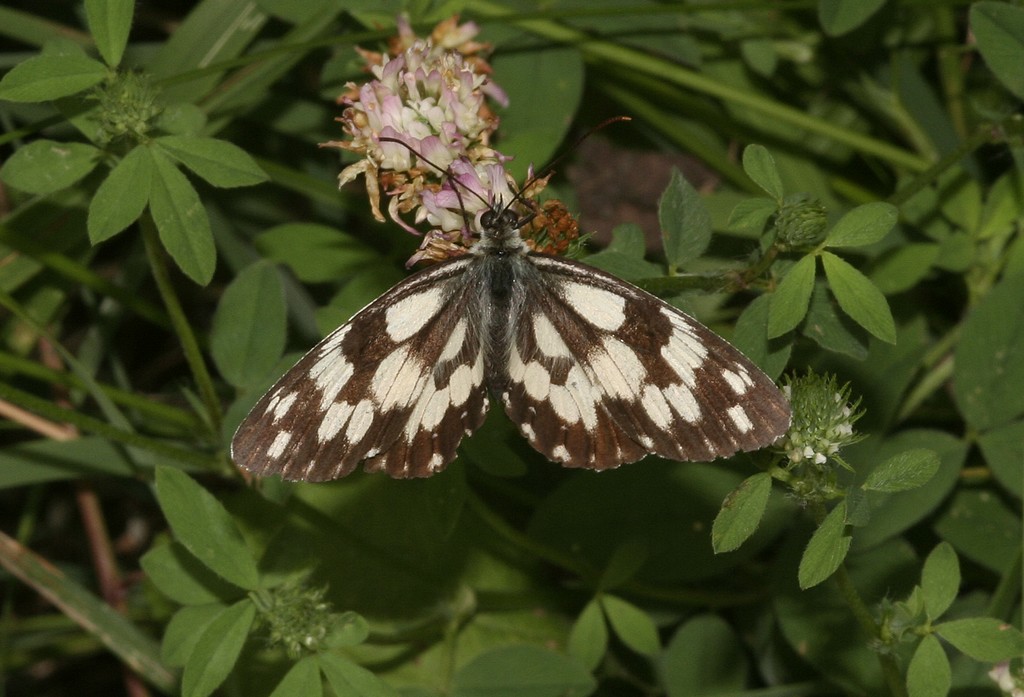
left=500, top=254, right=791, bottom=470
left=231, top=257, right=489, bottom=480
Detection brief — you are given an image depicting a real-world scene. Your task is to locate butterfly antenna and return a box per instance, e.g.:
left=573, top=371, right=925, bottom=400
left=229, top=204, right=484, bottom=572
left=378, top=136, right=494, bottom=235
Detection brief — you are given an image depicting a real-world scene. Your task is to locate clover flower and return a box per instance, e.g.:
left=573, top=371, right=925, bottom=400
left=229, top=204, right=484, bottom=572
left=990, top=661, right=1024, bottom=697
left=324, top=16, right=572, bottom=266
left=779, top=372, right=863, bottom=469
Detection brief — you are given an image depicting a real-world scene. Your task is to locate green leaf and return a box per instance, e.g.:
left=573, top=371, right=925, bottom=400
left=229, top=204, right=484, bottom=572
left=819, top=0, right=887, bottom=36
left=825, top=202, right=898, bottom=248
left=140, top=542, right=241, bottom=605
left=712, top=472, right=773, bottom=553
left=600, top=594, right=660, bottom=656
left=658, top=614, right=748, bottom=697
left=0, top=436, right=134, bottom=488
left=821, top=251, right=896, bottom=343
left=660, top=168, right=712, bottom=268
left=567, top=599, right=607, bottom=671
left=862, top=448, right=939, bottom=492
left=162, top=603, right=225, bottom=667
left=727, top=197, right=777, bottom=233
left=269, top=658, right=322, bottom=697
left=798, top=501, right=850, bottom=589
left=155, top=135, right=268, bottom=188
left=598, top=539, right=649, bottom=590
left=906, top=635, right=950, bottom=697
left=452, top=645, right=596, bottom=697
left=920, top=542, right=959, bottom=620
left=971, top=2, right=1024, bottom=100
left=490, top=45, right=583, bottom=181
left=318, top=653, right=399, bottom=697
left=181, top=599, right=256, bottom=697
left=978, top=419, right=1024, bottom=495
left=583, top=224, right=662, bottom=281
left=211, top=262, right=286, bottom=388
left=256, top=223, right=381, bottom=284
left=0, top=52, right=107, bottom=102
left=88, top=145, right=153, bottom=243
left=934, top=490, right=1021, bottom=575
left=149, top=148, right=216, bottom=285
left=154, top=467, right=260, bottom=590
left=870, top=243, right=940, bottom=294
left=323, top=611, right=370, bottom=649
left=742, top=145, right=784, bottom=201
left=953, top=272, right=1024, bottom=429
left=768, top=255, right=816, bottom=338
left=84, top=0, right=134, bottom=67
left=935, top=617, right=1024, bottom=662
left=0, top=140, right=100, bottom=195
left=802, top=280, right=869, bottom=359
left=732, top=294, right=792, bottom=378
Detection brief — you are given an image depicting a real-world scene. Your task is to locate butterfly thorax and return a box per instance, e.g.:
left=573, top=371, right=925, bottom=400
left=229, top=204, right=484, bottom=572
left=470, top=207, right=535, bottom=394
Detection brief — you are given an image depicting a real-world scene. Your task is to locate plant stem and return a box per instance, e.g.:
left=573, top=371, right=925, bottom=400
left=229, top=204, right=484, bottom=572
left=466, top=1, right=931, bottom=172
left=140, top=215, right=223, bottom=433
left=833, top=563, right=908, bottom=697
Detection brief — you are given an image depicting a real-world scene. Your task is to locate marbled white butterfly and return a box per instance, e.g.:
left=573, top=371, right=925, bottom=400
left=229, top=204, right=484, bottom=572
left=231, top=200, right=791, bottom=480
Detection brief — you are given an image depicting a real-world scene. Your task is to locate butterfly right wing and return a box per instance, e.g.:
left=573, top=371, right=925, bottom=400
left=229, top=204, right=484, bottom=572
left=231, top=257, right=489, bottom=481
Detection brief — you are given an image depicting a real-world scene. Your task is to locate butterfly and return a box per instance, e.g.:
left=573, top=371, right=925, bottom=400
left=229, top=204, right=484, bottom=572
left=230, top=195, right=791, bottom=481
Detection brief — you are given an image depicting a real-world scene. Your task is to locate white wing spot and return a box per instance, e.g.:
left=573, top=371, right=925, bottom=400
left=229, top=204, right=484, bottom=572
left=421, top=387, right=451, bottom=430
left=266, top=430, right=292, bottom=459
left=448, top=363, right=476, bottom=407
left=523, top=361, right=551, bottom=400
left=384, top=286, right=445, bottom=342
left=564, top=364, right=599, bottom=429
left=641, top=384, right=672, bottom=429
left=722, top=369, right=751, bottom=395
left=318, top=401, right=355, bottom=442
left=551, top=444, right=570, bottom=462
left=371, top=345, right=428, bottom=410
left=266, top=391, right=298, bottom=423
left=727, top=404, right=753, bottom=433
left=532, top=313, right=571, bottom=357
left=312, top=355, right=354, bottom=410
left=589, top=336, right=645, bottom=398
left=664, top=382, right=701, bottom=423
left=428, top=452, right=445, bottom=472
left=549, top=384, right=582, bottom=424
left=345, top=399, right=376, bottom=443
left=439, top=319, right=467, bottom=363
left=316, top=325, right=351, bottom=357
left=562, top=282, right=626, bottom=330
left=662, top=328, right=707, bottom=386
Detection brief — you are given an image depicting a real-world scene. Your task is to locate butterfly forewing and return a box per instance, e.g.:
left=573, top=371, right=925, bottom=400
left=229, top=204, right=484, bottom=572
left=501, top=255, right=791, bottom=469
left=231, top=257, right=489, bottom=480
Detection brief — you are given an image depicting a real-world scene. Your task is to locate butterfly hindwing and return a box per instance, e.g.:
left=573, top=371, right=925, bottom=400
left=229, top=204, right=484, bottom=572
left=231, top=257, right=489, bottom=480
left=500, top=254, right=791, bottom=470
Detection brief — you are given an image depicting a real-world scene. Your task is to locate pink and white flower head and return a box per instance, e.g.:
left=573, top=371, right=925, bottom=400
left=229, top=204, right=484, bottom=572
left=323, top=15, right=539, bottom=265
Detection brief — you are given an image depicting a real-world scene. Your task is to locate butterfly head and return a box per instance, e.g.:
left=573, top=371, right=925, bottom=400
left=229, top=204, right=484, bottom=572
left=474, top=205, right=532, bottom=256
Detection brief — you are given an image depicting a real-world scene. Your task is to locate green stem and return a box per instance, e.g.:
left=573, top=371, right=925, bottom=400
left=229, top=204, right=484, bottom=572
left=986, top=543, right=1022, bottom=621
left=888, top=123, right=1000, bottom=207
left=809, top=502, right=906, bottom=696
left=0, top=351, right=201, bottom=431
left=0, top=380, right=215, bottom=470
left=466, top=1, right=931, bottom=172
left=140, top=216, right=223, bottom=432
left=832, top=566, right=908, bottom=697
left=465, top=490, right=764, bottom=607
left=0, top=529, right=177, bottom=693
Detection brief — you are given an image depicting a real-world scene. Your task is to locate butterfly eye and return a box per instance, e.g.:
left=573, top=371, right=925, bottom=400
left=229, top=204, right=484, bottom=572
left=480, top=209, right=496, bottom=229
